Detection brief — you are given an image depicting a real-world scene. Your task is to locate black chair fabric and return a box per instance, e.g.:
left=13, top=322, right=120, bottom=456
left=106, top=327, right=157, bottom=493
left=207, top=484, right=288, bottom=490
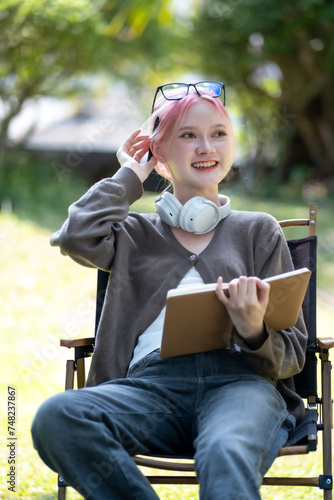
left=287, top=236, right=318, bottom=399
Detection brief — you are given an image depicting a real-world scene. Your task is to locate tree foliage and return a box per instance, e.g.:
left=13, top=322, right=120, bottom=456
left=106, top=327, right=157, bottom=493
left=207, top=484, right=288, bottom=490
left=0, top=0, right=173, bottom=168
left=188, top=0, right=334, bottom=183
left=1, top=0, right=333, bottom=188
left=0, top=1, right=107, bottom=145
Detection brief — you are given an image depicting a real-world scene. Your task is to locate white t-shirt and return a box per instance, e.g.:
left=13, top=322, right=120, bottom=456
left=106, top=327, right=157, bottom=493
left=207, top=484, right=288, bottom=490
left=129, top=267, right=204, bottom=368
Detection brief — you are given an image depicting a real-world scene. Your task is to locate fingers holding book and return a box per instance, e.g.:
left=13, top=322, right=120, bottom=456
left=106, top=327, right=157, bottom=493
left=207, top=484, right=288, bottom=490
left=215, top=276, right=270, bottom=349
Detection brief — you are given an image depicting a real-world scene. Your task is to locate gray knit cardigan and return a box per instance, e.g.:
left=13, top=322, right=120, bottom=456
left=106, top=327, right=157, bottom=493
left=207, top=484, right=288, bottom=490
left=51, top=167, right=307, bottom=421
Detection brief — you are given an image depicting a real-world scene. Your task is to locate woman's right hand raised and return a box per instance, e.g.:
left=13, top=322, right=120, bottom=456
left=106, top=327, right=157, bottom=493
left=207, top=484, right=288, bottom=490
left=116, top=129, right=157, bottom=183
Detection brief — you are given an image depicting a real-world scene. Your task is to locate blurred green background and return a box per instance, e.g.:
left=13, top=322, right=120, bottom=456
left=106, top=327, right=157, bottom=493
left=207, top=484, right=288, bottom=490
left=1, top=0, right=333, bottom=498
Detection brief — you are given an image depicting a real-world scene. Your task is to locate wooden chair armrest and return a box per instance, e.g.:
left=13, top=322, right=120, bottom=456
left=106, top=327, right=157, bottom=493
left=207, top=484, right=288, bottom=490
left=60, top=337, right=95, bottom=348
left=279, top=218, right=309, bottom=228
left=316, top=337, right=334, bottom=350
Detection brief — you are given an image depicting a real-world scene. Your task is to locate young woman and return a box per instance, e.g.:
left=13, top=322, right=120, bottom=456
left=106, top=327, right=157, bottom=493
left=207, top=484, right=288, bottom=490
left=32, top=81, right=307, bottom=500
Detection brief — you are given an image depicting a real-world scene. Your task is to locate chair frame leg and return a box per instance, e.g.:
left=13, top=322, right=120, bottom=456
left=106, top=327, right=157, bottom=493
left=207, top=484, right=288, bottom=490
left=65, top=360, right=75, bottom=391
left=58, top=485, right=66, bottom=500
left=322, top=350, right=333, bottom=499
left=57, top=354, right=87, bottom=498
left=57, top=359, right=76, bottom=499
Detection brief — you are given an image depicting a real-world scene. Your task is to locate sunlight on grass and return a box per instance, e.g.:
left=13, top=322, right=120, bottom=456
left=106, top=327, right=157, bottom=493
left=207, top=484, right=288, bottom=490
left=1, top=214, right=95, bottom=499
left=1, top=189, right=333, bottom=499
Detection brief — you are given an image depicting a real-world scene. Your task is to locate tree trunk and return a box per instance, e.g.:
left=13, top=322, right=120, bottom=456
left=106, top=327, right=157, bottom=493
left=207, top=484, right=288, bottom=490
left=280, top=83, right=334, bottom=184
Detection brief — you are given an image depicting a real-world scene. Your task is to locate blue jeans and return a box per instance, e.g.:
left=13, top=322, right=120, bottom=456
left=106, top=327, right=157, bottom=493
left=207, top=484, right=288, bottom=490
left=31, top=349, right=293, bottom=500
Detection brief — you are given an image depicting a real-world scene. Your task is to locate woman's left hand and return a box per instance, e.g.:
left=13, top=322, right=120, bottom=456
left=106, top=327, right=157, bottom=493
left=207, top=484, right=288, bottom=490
left=116, top=129, right=157, bottom=183
left=215, top=276, right=270, bottom=349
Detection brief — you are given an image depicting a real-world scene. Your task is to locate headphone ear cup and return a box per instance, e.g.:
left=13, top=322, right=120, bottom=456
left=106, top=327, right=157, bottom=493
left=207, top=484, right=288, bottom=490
left=179, top=197, right=218, bottom=234
left=155, top=192, right=182, bottom=227
left=156, top=193, right=231, bottom=233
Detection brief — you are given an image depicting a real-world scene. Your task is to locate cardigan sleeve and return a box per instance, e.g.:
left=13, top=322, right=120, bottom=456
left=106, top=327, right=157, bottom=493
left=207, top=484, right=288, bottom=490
left=232, top=217, right=308, bottom=380
left=50, top=167, right=143, bottom=271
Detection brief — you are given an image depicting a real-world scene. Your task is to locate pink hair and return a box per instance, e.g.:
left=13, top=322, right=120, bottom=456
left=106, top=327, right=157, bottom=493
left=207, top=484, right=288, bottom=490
left=149, top=91, right=235, bottom=161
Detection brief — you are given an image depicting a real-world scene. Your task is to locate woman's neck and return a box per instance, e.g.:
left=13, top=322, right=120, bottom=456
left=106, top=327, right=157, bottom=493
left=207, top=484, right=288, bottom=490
left=173, top=186, right=220, bottom=206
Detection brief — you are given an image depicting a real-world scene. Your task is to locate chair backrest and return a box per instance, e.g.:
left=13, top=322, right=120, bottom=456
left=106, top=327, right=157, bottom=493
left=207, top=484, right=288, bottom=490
left=94, top=211, right=318, bottom=402
left=286, top=235, right=318, bottom=400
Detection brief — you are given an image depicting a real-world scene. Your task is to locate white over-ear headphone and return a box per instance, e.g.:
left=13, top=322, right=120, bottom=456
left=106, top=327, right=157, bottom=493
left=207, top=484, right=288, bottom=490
left=155, top=192, right=231, bottom=234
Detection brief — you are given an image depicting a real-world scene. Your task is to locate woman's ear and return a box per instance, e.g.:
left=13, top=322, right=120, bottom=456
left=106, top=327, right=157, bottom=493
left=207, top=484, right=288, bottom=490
left=151, top=142, right=172, bottom=181
left=151, top=142, right=166, bottom=164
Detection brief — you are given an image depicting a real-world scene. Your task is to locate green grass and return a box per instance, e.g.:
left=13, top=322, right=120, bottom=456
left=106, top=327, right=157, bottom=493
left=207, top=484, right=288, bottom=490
left=1, top=188, right=333, bottom=499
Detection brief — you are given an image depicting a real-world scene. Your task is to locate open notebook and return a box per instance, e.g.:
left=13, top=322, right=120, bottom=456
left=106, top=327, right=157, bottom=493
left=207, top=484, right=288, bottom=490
left=160, top=267, right=311, bottom=359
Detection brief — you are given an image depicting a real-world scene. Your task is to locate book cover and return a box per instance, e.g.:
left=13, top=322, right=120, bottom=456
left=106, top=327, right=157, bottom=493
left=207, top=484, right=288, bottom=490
left=160, top=267, right=311, bottom=359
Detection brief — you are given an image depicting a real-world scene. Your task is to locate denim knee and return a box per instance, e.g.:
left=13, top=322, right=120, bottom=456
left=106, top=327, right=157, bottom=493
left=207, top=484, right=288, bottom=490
left=31, top=391, right=72, bottom=455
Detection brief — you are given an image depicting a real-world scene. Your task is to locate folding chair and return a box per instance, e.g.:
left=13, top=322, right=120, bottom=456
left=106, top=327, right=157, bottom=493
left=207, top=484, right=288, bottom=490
left=58, top=203, right=333, bottom=500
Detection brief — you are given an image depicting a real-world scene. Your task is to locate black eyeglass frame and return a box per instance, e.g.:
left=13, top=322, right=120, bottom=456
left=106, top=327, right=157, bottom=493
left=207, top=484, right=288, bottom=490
left=150, top=81, right=226, bottom=112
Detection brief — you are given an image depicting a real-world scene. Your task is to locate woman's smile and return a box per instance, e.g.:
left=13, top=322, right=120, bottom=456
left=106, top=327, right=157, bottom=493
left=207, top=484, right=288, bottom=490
left=192, top=160, right=218, bottom=169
